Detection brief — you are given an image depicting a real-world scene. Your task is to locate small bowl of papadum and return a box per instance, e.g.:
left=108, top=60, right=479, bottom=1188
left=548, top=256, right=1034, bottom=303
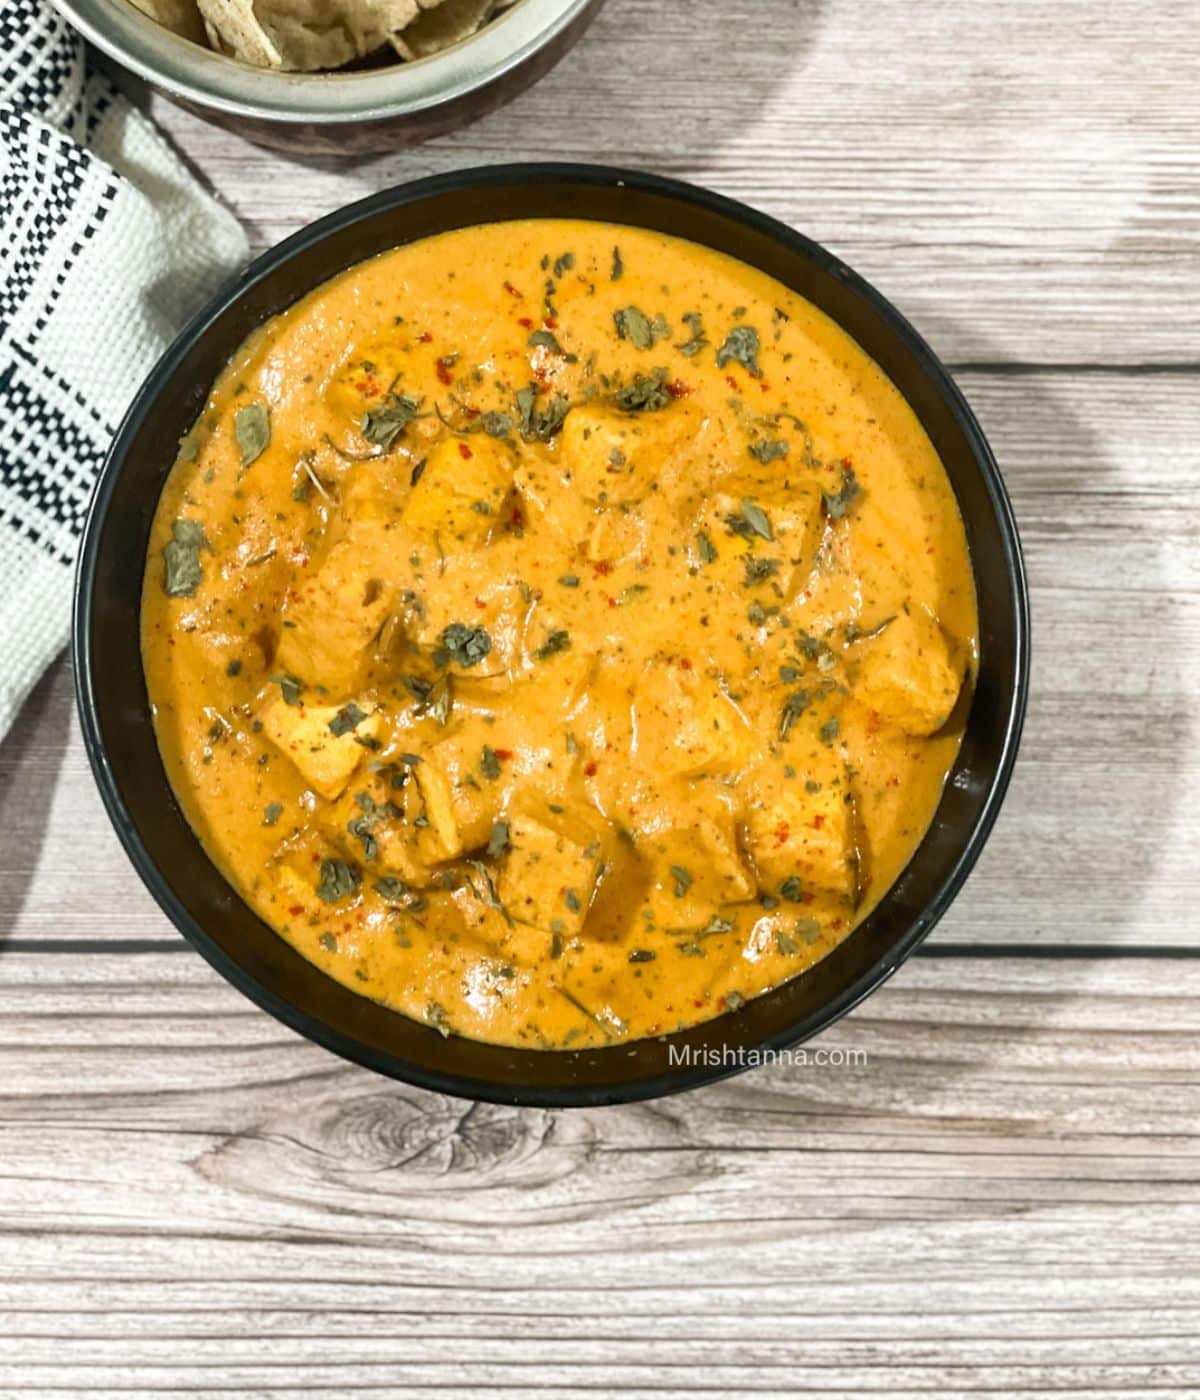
left=50, top=0, right=602, bottom=152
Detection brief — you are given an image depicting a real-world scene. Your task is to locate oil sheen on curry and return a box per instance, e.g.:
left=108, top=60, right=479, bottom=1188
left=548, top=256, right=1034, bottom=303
left=142, top=220, right=977, bottom=1050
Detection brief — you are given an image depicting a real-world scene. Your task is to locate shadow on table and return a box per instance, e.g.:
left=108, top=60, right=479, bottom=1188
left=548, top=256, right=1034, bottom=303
left=909, top=318, right=1193, bottom=958
left=99, top=0, right=829, bottom=187
left=0, top=658, right=70, bottom=949
left=319, top=0, right=831, bottom=178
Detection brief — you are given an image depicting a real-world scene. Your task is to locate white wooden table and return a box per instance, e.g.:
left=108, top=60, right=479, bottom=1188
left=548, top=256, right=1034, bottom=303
left=3, top=0, right=1199, bottom=1393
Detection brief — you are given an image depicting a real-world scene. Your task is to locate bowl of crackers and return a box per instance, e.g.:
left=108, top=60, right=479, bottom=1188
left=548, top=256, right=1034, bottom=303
left=51, top=0, right=603, bottom=152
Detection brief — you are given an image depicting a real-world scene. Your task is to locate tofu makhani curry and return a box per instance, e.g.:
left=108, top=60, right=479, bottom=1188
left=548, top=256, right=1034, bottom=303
left=141, top=219, right=977, bottom=1050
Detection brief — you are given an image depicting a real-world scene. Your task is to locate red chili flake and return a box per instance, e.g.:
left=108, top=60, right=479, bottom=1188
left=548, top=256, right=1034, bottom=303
left=679, top=657, right=693, bottom=670
left=593, top=559, right=613, bottom=576
left=584, top=760, right=598, bottom=776
left=606, top=595, right=618, bottom=608
left=510, top=506, right=525, bottom=528
left=288, top=905, right=304, bottom=917
left=841, top=455, right=854, bottom=468
left=665, top=379, right=690, bottom=399
left=773, top=821, right=790, bottom=847
left=494, top=748, right=514, bottom=761
left=475, top=597, right=487, bottom=609
left=812, top=814, right=825, bottom=830
left=543, top=316, right=558, bottom=330
left=436, top=358, right=455, bottom=385
left=503, top=280, right=523, bottom=299
left=464, top=406, right=480, bottom=419
left=759, top=380, right=770, bottom=392
left=354, top=380, right=368, bottom=393
left=517, top=316, right=534, bottom=329
left=725, top=375, right=740, bottom=391
left=417, top=331, right=433, bottom=344
left=458, top=441, right=473, bottom=459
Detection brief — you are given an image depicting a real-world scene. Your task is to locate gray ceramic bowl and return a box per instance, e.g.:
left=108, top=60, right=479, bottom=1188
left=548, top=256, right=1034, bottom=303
left=50, top=0, right=603, bottom=153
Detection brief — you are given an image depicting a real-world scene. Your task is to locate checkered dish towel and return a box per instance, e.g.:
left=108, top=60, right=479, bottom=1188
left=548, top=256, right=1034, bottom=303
left=0, top=0, right=247, bottom=739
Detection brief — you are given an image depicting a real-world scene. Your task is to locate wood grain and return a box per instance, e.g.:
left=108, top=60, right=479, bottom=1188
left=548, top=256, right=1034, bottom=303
left=145, top=0, right=1200, bottom=367
left=4, top=0, right=1199, bottom=1391
left=1, top=953, right=1199, bottom=1394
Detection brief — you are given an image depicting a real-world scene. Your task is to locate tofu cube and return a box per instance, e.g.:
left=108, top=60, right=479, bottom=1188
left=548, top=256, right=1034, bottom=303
left=260, top=695, right=379, bottom=800
left=497, top=812, right=605, bottom=936
left=448, top=881, right=521, bottom=947
left=640, top=816, right=756, bottom=929
left=403, top=434, right=512, bottom=544
left=745, top=782, right=854, bottom=900
left=323, top=340, right=406, bottom=425
left=275, top=538, right=393, bottom=698
left=698, top=475, right=825, bottom=599
left=635, top=666, right=751, bottom=778
left=854, top=606, right=961, bottom=736
left=585, top=506, right=648, bottom=564
left=265, top=863, right=324, bottom=924
left=411, top=738, right=497, bottom=862
left=560, top=407, right=647, bottom=505
left=326, top=771, right=418, bottom=876
left=672, top=691, right=751, bottom=778
left=512, top=454, right=596, bottom=548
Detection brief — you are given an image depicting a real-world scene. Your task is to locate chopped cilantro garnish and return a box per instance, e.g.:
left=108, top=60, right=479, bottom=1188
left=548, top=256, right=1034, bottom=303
left=715, top=325, right=761, bottom=376
left=316, top=859, right=359, bottom=903
left=438, top=622, right=492, bottom=669
left=328, top=701, right=368, bottom=737
left=534, top=629, right=571, bottom=661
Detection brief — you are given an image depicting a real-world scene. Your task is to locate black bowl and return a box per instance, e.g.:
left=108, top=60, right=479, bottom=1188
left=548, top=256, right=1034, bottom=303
left=74, top=165, right=1030, bottom=1106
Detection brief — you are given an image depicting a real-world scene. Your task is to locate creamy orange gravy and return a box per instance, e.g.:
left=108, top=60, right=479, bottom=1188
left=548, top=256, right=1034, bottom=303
left=141, top=220, right=977, bottom=1050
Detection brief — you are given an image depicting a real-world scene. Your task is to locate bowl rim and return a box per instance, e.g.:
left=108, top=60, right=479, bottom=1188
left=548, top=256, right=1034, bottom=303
left=48, top=0, right=592, bottom=123
left=73, top=163, right=1031, bottom=1105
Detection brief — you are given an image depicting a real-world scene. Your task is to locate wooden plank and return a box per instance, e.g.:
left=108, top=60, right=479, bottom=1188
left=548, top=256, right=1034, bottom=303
left=949, top=368, right=1200, bottom=947
left=3, top=369, right=1196, bottom=949
left=142, top=0, right=1200, bottom=367
left=0, top=953, right=1198, bottom=1393
left=5, top=0, right=1194, bottom=1391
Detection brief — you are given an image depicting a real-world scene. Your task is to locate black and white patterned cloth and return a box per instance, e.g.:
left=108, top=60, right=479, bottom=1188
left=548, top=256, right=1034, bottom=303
left=0, top=0, right=247, bottom=737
